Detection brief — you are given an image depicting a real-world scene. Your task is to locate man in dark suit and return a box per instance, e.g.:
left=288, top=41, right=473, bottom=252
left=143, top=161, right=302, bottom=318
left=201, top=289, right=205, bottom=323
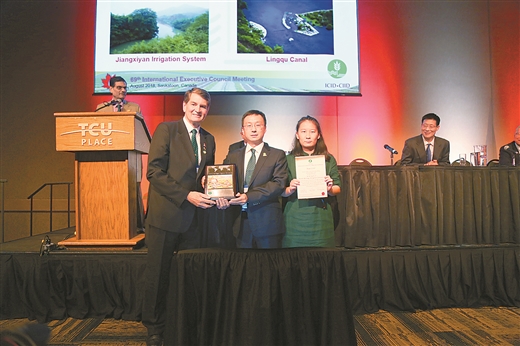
left=218, top=110, right=288, bottom=248
left=401, top=113, right=450, bottom=165
left=228, top=139, right=245, bottom=153
left=142, top=88, right=216, bottom=346
left=95, top=76, right=141, bottom=113
left=227, top=131, right=246, bottom=154
left=499, top=125, right=520, bottom=166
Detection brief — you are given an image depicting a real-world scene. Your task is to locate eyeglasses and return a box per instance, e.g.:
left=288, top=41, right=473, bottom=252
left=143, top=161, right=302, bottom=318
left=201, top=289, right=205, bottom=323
left=421, top=124, right=438, bottom=130
left=243, top=123, right=265, bottom=130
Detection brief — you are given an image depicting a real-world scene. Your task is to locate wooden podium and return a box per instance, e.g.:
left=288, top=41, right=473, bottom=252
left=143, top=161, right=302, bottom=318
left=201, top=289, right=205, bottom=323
left=54, top=112, right=150, bottom=249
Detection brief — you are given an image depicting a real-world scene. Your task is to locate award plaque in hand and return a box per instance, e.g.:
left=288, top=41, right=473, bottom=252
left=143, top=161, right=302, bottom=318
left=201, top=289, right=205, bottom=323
left=205, top=164, right=237, bottom=200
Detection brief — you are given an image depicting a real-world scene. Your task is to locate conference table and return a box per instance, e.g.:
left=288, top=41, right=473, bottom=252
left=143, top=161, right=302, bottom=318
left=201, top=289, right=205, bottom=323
left=201, top=165, right=519, bottom=249
left=335, top=165, right=519, bottom=248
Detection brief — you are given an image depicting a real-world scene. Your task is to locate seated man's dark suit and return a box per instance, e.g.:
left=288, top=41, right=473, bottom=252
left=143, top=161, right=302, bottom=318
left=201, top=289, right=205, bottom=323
left=499, top=141, right=520, bottom=166
left=224, top=144, right=288, bottom=248
left=228, top=140, right=245, bottom=153
left=401, top=135, right=450, bottom=165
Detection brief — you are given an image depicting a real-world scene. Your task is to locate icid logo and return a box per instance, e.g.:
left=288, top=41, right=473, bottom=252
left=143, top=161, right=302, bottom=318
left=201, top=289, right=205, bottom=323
left=327, top=60, right=347, bottom=79
left=325, top=83, right=351, bottom=88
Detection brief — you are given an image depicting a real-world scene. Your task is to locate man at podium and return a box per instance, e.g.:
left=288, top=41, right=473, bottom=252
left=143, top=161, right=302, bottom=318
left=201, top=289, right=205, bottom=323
left=95, top=76, right=141, bottom=113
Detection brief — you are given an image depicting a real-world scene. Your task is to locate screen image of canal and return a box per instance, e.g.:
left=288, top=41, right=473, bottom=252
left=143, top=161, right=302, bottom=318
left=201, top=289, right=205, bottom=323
left=242, top=0, right=334, bottom=54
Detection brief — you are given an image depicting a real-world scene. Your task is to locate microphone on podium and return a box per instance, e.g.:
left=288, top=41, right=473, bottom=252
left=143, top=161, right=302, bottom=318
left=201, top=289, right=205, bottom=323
left=384, top=144, right=398, bottom=155
left=95, top=100, right=116, bottom=112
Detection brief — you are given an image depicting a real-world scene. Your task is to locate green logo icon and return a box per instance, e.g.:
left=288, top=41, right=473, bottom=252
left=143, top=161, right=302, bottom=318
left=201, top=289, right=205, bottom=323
left=328, top=60, right=347, bottom=79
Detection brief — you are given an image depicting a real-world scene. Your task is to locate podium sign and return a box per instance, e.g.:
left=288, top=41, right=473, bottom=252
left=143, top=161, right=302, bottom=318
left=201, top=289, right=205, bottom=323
left=55, top=112, right=150, bottom=249
left=55, top=112, right=149, bottom=153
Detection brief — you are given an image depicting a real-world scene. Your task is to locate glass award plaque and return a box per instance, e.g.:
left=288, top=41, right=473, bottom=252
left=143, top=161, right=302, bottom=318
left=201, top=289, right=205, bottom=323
left=204, top=164, right=237, bottom=200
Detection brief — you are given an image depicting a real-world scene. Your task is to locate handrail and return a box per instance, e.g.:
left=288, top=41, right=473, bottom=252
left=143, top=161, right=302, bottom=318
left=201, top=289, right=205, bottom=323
left=27, top=182, right=73, bottom=237
left=1, top=179, right=7, bottom=243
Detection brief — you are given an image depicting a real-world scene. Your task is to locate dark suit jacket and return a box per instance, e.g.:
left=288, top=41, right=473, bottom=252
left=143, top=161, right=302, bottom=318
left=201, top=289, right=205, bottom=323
left=227, top=140, right=245, bottom=154
left=401, top=135, right=450, bottom=165
left=145, top=120, right=215, bottom=233
left=95, top=100, right=141, bottom=113
left=499, top=141, right=519, bottom=166
left=224, top=143, right=288, bottom=237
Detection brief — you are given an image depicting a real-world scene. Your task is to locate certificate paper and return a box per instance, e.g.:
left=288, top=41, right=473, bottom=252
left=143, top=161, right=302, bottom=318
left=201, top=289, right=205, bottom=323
left=295, top=155, right=327, bottom=199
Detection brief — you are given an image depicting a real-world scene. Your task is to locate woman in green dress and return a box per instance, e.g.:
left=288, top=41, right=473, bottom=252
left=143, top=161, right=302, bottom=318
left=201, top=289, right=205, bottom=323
left=282, top=116, right=341, bottom=248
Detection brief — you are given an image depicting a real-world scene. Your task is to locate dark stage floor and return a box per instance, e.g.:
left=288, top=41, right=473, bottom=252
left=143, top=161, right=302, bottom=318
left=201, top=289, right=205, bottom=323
left=2, top=227, right=515, bottom=255
left=0, top=228, right=147, bottom=255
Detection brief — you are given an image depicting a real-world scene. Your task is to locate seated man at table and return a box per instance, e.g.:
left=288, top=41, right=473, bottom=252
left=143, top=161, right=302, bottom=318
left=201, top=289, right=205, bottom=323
left=499, top=125, right=520, bottom=166
left=401, top=113, right=450, bottom=166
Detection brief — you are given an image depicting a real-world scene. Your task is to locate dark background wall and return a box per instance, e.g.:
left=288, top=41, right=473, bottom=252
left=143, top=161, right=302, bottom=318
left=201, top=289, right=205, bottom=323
left=1, top=0, right=518, bottom=241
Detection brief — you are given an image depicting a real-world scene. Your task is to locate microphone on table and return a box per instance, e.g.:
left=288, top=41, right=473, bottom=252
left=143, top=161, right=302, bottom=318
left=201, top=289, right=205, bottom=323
left=384, top=144, right=398, bottom=155
left=95, top=100, right=117, bottom=112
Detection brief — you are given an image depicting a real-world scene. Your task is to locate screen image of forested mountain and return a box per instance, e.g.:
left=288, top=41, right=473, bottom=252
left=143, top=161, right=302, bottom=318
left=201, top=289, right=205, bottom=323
left=110, top=5, right=209, bottom=54
left=237, top=0, right=334, bottom=54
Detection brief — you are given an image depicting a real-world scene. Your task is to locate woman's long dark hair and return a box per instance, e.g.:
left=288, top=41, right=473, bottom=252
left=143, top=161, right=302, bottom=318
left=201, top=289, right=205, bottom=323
left=290, top=115, right=331, bottom=161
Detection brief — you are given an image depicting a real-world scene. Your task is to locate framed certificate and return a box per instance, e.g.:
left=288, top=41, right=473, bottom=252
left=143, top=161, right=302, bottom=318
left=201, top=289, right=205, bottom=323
left=295, top=155, right=327, bottom=199
left=204, top=164, right=237, bottom=200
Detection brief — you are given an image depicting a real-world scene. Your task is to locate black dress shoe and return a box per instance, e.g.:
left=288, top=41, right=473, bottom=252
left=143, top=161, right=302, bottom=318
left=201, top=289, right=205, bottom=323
left=146, top=334, right=163, bottom=346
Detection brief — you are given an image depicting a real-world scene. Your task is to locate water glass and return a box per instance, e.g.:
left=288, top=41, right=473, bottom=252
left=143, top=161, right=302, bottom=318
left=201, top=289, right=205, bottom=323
left=473, top=145, right=487, bottom=166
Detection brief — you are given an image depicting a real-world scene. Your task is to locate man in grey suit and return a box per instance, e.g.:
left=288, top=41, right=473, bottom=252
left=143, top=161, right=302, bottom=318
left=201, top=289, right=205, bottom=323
left=401, top=113, right=450, bottom=166
left=142, top=88, right=216, bottom=346
left=218, top=110, right=288, bottom=248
